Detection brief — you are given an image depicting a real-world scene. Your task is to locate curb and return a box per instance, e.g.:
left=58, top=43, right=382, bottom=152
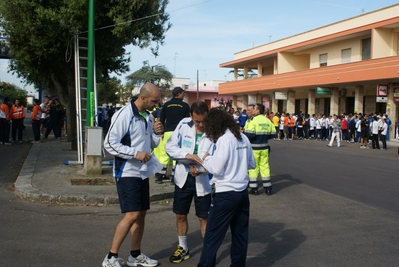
left=14, top=143, right=174, bottom=206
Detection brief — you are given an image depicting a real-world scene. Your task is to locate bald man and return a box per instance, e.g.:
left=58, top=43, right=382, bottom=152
left=103, top=83, right=164, bottom=267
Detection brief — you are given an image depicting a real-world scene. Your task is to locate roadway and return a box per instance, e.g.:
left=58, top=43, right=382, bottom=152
left=0, top=126, right=398, bottom=266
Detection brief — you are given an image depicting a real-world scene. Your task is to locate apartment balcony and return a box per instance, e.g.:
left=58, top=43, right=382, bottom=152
left=219, top=56, right=399, bottom=95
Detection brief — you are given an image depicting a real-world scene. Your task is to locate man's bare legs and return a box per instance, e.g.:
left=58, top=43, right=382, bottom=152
left=110, top=210, right=146, bottom=254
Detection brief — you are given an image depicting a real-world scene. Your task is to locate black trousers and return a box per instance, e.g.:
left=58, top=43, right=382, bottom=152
left=45, top=119, right=60, bottom=138
left=32, top=120, right=41, bottom=141
left=0, top=118, right=10, bottom=143
left=12, top=118, right=24, bottom=141
left=372, top=134, right=380, bottom=149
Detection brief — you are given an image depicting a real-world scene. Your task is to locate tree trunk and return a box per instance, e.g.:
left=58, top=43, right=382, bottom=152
left=50, top=72, right=77, bottom=148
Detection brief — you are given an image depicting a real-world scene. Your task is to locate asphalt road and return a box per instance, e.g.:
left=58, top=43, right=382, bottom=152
left=269, top=138, right=399, bottom=214
left=1, top=131, right=398, bottom=267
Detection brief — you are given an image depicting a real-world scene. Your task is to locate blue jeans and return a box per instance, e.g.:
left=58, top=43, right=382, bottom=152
left=198, top=190, right=249, bottom=267
left=355, top=131, right=361, bottom=143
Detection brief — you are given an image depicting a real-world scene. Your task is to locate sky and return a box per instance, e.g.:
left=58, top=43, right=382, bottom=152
left=1, top=0, right=398, bottom=93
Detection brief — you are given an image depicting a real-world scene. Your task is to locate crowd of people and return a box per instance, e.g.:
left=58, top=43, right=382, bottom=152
left=0, top=96, right=67, bottom=145
left=260, top=111, right=397, bottom=151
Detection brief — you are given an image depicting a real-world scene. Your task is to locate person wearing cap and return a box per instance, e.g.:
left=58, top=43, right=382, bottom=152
left=154, top=87, right=190, bottom=184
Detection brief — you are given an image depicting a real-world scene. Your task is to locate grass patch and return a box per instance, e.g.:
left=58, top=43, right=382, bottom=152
left=71, top=178, right=115, bottom=185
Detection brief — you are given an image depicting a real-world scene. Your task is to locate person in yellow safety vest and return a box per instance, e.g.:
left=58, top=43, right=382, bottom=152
left=243, top=104, right=255, bottom=132
left=244, top=103, right=276, bottom=195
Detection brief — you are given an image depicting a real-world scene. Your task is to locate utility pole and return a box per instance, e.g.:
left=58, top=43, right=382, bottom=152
left=87, top=0, right=95, bottom=126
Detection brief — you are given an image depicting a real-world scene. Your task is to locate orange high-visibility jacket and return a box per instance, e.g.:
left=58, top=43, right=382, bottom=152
left=11, top=104, right=25, bottom=120
left=0, top=103, right=10, bottom=120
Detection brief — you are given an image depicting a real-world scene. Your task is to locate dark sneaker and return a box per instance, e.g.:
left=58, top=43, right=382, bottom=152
left=155, top=173, right=163, bottom=184
left=169, top=245, right=190, bottom=264
left=265, top=186, right=272, bottom=196
left=249, top=188, right=258, bottom=195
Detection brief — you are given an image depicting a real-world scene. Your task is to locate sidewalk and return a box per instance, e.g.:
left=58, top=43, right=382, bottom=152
left=14, top=139, right=175, bottom=206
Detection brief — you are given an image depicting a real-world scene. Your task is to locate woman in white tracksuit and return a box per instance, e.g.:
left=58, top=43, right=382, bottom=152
left=197, top=109, right=256, bottom=267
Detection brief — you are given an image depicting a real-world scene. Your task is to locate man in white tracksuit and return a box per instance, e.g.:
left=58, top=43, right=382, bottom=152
left=102, top=83, right=163, bottom=267
left=165, top=101, right=213, bottom=264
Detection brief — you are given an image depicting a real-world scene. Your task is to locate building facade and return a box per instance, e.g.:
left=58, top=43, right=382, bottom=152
left=219, top=4, right=399, bottom=136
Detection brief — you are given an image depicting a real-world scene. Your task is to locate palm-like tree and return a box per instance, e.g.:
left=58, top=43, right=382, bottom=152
left=228, top=69, right=258, bottom=79
left=126, top=60, right=173, bottom=90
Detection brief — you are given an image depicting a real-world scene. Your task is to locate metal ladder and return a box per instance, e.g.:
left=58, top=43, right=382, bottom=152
left=68, top=33, right=99, bottom=164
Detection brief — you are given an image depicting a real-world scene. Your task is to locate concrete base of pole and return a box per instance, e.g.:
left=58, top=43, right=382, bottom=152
left=84, top=154, right=102, bottom=176
left=84, top=127, right=103, bottom=176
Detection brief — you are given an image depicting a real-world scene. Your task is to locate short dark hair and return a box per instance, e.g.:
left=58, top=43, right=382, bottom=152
left=256, top=103, right=265, bottom=114
left=190, top=101, right=208, bottom=115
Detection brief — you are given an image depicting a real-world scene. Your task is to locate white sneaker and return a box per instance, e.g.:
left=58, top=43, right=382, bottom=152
left=127, top=253, right=158, bottom=267
left=102, top=255, right=124, bottom=267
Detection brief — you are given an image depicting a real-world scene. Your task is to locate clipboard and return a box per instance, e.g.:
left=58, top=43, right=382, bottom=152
left=175, top=158, right=207, bottom=173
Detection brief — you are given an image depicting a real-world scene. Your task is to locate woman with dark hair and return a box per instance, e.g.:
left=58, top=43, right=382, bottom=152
left=197, top=109, right=256, bottom=267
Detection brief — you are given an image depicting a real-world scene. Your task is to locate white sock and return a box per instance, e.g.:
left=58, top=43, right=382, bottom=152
left=178, top=235, right=188, bottom=250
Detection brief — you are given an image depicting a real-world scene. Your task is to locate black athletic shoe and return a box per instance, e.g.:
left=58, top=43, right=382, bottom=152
left=265, top=186, right=272, bottom=196
left=155, top=173, right=163, bottom=184
left=169, top=245, right=190, bottom=264
left=249, top=188, right=259, bottom=195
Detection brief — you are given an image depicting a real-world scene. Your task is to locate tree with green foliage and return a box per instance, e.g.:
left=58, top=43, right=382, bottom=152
left=126, top=60, right=173, bottom=98
left=0, top=0, right=171, bottom=141
left=0, top=81, right=27, bottom=106
left=97, top=77, right=122, bottom=106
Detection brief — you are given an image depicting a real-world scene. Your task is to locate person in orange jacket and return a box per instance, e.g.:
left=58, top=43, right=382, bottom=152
left=0, top=97, right=11, bottom=145
left=11, top=99, right=25, bottom=143
left=287, top=113, right=296, bottom=140
left=31, top=99, right=42, bottom=143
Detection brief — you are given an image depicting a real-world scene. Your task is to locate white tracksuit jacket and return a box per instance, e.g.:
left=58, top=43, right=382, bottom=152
left=165, top=118, right=213, bottom=197
left=202, top=129, right=256, bottom=193
left=104, top=101, right=161, bottom=179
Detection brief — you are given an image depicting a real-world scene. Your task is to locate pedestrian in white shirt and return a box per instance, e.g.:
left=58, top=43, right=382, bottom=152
left=379, top=118, right=388, bottom=150
left=371, top=116, right=380, bottom=150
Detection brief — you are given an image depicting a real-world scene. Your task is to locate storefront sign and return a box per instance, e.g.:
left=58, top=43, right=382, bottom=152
left=376, top=84, right=388, bottom=97
left=316, top=87, right=331, bottom=95
left=274, top=92, right=287, bottom=100
left=376, top=97, right=388, bottom=103
left=394, top=87, right=399, bottom=102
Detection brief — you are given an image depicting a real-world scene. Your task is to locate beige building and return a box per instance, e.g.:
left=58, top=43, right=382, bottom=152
left=219, top=4, right=399, bottom=137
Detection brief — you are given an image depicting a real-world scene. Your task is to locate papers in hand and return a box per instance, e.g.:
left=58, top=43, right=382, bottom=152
left=175, top=158, right=207, bottom=173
